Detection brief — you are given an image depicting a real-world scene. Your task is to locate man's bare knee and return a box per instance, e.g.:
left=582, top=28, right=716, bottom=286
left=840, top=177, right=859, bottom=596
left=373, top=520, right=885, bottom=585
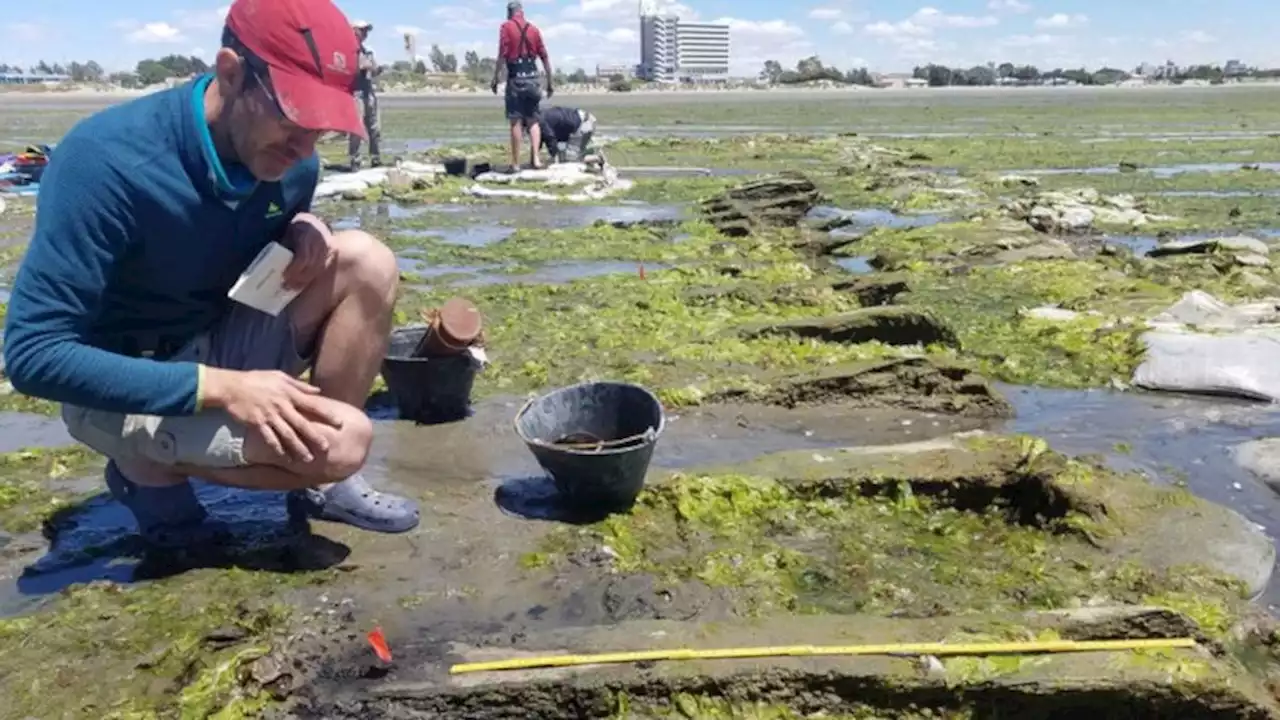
left=319, top=404, right=374, bottom=481
left=331, top=229, right=398, bottom=301
left=242, top=402, right=374, bottom=481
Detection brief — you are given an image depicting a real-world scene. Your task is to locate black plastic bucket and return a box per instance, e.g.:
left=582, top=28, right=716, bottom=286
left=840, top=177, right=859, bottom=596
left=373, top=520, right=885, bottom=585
left=443, top=157, right=467, bottom=176
left=514, top=381, right=665, bottom=513
left=380, top=327, right=478, bottom=424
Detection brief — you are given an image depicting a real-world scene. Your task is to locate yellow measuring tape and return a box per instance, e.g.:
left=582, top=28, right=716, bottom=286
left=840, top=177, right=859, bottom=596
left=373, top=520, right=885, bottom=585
left=449, top=637, right=1197, bottom=675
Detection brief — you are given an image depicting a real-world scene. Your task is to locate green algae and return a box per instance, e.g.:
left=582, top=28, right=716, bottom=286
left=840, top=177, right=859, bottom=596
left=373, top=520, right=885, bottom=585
left=1036, top=169, right=1280, bottom=195
left=396, top=250, right=900, bottom=403
left=1142, top=591, right=1236, bottom=640
left=890, top=260, right=1156, bottom=387
left=605, top=135, right=840, bottom=171
left=898, top=135, right=1280, bottom=173
left=0, top=445, right=102, bottom=532
left=391, top=221, right=739, bottom=266
left=610, top=693, right=976, bottom=719
left=1144, top=194, right=1280, bottom=231
left=0, top=568, right=318, bottom=719
left=530, top=453, right=1245, bottom=621
left=621, top=176, right=747, bottom=204
left=0, top=391, right=60, bottom=416
left=849, top=253, right=1276, bottom=388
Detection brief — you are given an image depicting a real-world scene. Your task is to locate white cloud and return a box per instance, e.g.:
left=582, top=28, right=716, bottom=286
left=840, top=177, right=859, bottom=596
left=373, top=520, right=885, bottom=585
left=998, top=33, right=1060, bottom=47
left=987, top=0, right=1030, bottom=13
left=429, top=5, right=491, bottom=30
left=809, top=7, right=842, bottom=20
left=605, top=27, right=636, bottom=43
left=1183, top=30, right=1216, bottom=44
left=394, top=25, right=424, bottom=37
left=564, top=0, right=692, bottom=21
left=5, top=22, right=49, bottom=43
left=1034, top=13, right=1087, bottom=29
left=911, top=7, right=998, bottom=29
left=864, top=21, right=930, bottom=39
left=705, top=17, right=809, bottom=73
left=173, top=6, right=229, bottom=30
left=832, top=21, right=853, bottom=34
left=124, top=21, right=187, bottom=44
left=865, top=6, right=997, bottom=43
left=542, top=21, right=590, bottom=40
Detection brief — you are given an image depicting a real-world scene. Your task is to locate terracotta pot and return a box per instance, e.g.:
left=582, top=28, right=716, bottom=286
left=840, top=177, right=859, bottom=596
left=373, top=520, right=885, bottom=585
left=414, top=297, right=483, bottom=357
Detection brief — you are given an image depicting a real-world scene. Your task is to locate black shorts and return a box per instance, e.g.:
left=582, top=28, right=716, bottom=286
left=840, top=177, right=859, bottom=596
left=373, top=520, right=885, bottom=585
left=505, top=78, right=542, bottom=124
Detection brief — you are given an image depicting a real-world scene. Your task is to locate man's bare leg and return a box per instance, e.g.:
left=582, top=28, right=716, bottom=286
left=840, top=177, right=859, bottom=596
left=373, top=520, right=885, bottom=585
left=187, top=230, right=398, bottom=490
left=528, top=120, right=543, bottom=170
left=509, top=119, right=523, bottom=169
left=105, top=231, right=418, bottom=540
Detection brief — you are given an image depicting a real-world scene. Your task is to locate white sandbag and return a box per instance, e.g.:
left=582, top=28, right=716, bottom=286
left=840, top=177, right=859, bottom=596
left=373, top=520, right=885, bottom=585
left=462, top=177, right=634, bottom=203
left=314, top=177, right=369, bottom=199
left=1148, top=289, right=1280, bottom=330
left=474, top=163, right=599, bottom=187
left=398, top=160, right=444, bottom=175
left=1132, top=329, right=1280, bottom=401
left=464, top=184, right=559, bottom=201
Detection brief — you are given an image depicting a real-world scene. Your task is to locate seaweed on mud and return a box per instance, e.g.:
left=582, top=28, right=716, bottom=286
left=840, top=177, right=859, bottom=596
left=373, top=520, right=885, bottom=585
left=886, top=259, right=1165, bottom=387
left=0, top=569, right=320, bottom=718
left=530, top=437, right=1248, bottom=623
left=894, top=135, right=1280, bottom=173
left=391, top=221, right=736, bottom=266
left=0, top=445, right=103, bottom=532
left=301, top=663, right=1277, bottom=720
left=396, top=244, right=904, bottom=406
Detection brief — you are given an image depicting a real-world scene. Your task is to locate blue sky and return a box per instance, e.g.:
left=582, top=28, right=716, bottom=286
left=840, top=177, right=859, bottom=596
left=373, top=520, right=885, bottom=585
left=3, top=0, right=1273, bottom=75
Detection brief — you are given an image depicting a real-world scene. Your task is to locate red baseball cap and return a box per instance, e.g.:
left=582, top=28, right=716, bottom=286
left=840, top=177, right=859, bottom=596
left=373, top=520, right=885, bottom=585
left=225, top=0, right=365, bottom=137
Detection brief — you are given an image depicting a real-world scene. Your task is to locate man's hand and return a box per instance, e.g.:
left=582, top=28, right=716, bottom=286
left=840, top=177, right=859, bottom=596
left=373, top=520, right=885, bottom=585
left=281, top=213, right=336, bottom=290
left=490, top=80, right=499, bottom=94
left=546, top=84, right=554, bottom=98
left=204, top=367, right=344, bottom=464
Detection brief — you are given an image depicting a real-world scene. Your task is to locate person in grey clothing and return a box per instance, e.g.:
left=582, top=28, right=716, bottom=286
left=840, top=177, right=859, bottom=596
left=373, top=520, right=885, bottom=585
left=348, top=20, right=382, bottom=169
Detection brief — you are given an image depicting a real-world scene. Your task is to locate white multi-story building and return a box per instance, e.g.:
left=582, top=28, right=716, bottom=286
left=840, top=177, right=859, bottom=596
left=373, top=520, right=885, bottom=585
left=638, top=12, right=730, bottom=82
left=675, top=21, right=730, bottom=79
left=638, top=14, right=679, bottom=82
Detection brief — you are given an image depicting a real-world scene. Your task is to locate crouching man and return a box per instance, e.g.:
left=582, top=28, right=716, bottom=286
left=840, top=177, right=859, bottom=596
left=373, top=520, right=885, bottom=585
left=2, top=0, right=420, bottom=549
left=538, top=106, right=597, bottom=164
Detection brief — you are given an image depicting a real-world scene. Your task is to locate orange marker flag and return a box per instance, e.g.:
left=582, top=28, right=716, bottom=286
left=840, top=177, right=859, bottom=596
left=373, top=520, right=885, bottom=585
left=368, top=626, right=392, bottom=663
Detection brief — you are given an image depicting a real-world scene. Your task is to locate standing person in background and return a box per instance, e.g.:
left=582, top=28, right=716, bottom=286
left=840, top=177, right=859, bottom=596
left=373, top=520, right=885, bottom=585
left=490, top=1, right=552, bottom=171
left=538, top=106, right=597, bottom=164
left=348, top=20, right=382, bottom=169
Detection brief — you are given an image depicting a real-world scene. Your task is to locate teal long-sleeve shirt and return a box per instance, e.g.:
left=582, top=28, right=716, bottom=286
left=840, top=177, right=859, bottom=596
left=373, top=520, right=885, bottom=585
left=3, top=76, right=318, bottom=416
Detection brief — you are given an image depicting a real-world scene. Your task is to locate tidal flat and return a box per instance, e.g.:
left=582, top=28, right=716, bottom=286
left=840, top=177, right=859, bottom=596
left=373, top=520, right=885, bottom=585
left=3, top=85, right=1280, bottom=718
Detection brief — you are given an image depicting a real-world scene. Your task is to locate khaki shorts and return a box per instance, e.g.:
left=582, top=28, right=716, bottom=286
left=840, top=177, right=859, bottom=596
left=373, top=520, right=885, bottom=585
left=62, top=303, right=312, bottom=469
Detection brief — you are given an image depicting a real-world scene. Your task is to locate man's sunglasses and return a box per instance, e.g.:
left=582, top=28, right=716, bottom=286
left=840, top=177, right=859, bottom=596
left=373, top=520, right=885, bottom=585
left=243, top=60, right=288, bottom=121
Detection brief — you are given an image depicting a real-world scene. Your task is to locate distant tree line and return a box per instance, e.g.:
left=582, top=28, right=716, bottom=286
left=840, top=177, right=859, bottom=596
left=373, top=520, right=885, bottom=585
left=3, top=56, right=209, bottom=88
left=0, top=60, right=105, bottom=82
left=383, top=45, right=598, bottom=87
left=14, top=53, right=1279, bottom=90
left=759, top=57, right=876, bottom=86
left=755, top=57, right=1280, bottom=87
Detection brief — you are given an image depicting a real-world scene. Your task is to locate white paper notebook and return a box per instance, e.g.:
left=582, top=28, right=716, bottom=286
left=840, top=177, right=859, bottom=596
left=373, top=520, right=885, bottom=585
left=227, top=242, right=302, bottom=317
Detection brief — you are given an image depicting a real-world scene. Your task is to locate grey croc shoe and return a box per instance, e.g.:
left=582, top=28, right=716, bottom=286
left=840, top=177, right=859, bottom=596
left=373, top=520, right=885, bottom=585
left=287, top=474, right=420, bottom=534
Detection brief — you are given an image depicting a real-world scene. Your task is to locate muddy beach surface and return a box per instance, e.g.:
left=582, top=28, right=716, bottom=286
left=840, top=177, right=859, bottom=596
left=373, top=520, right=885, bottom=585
left=6, top=87, right=1280, bottom=718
